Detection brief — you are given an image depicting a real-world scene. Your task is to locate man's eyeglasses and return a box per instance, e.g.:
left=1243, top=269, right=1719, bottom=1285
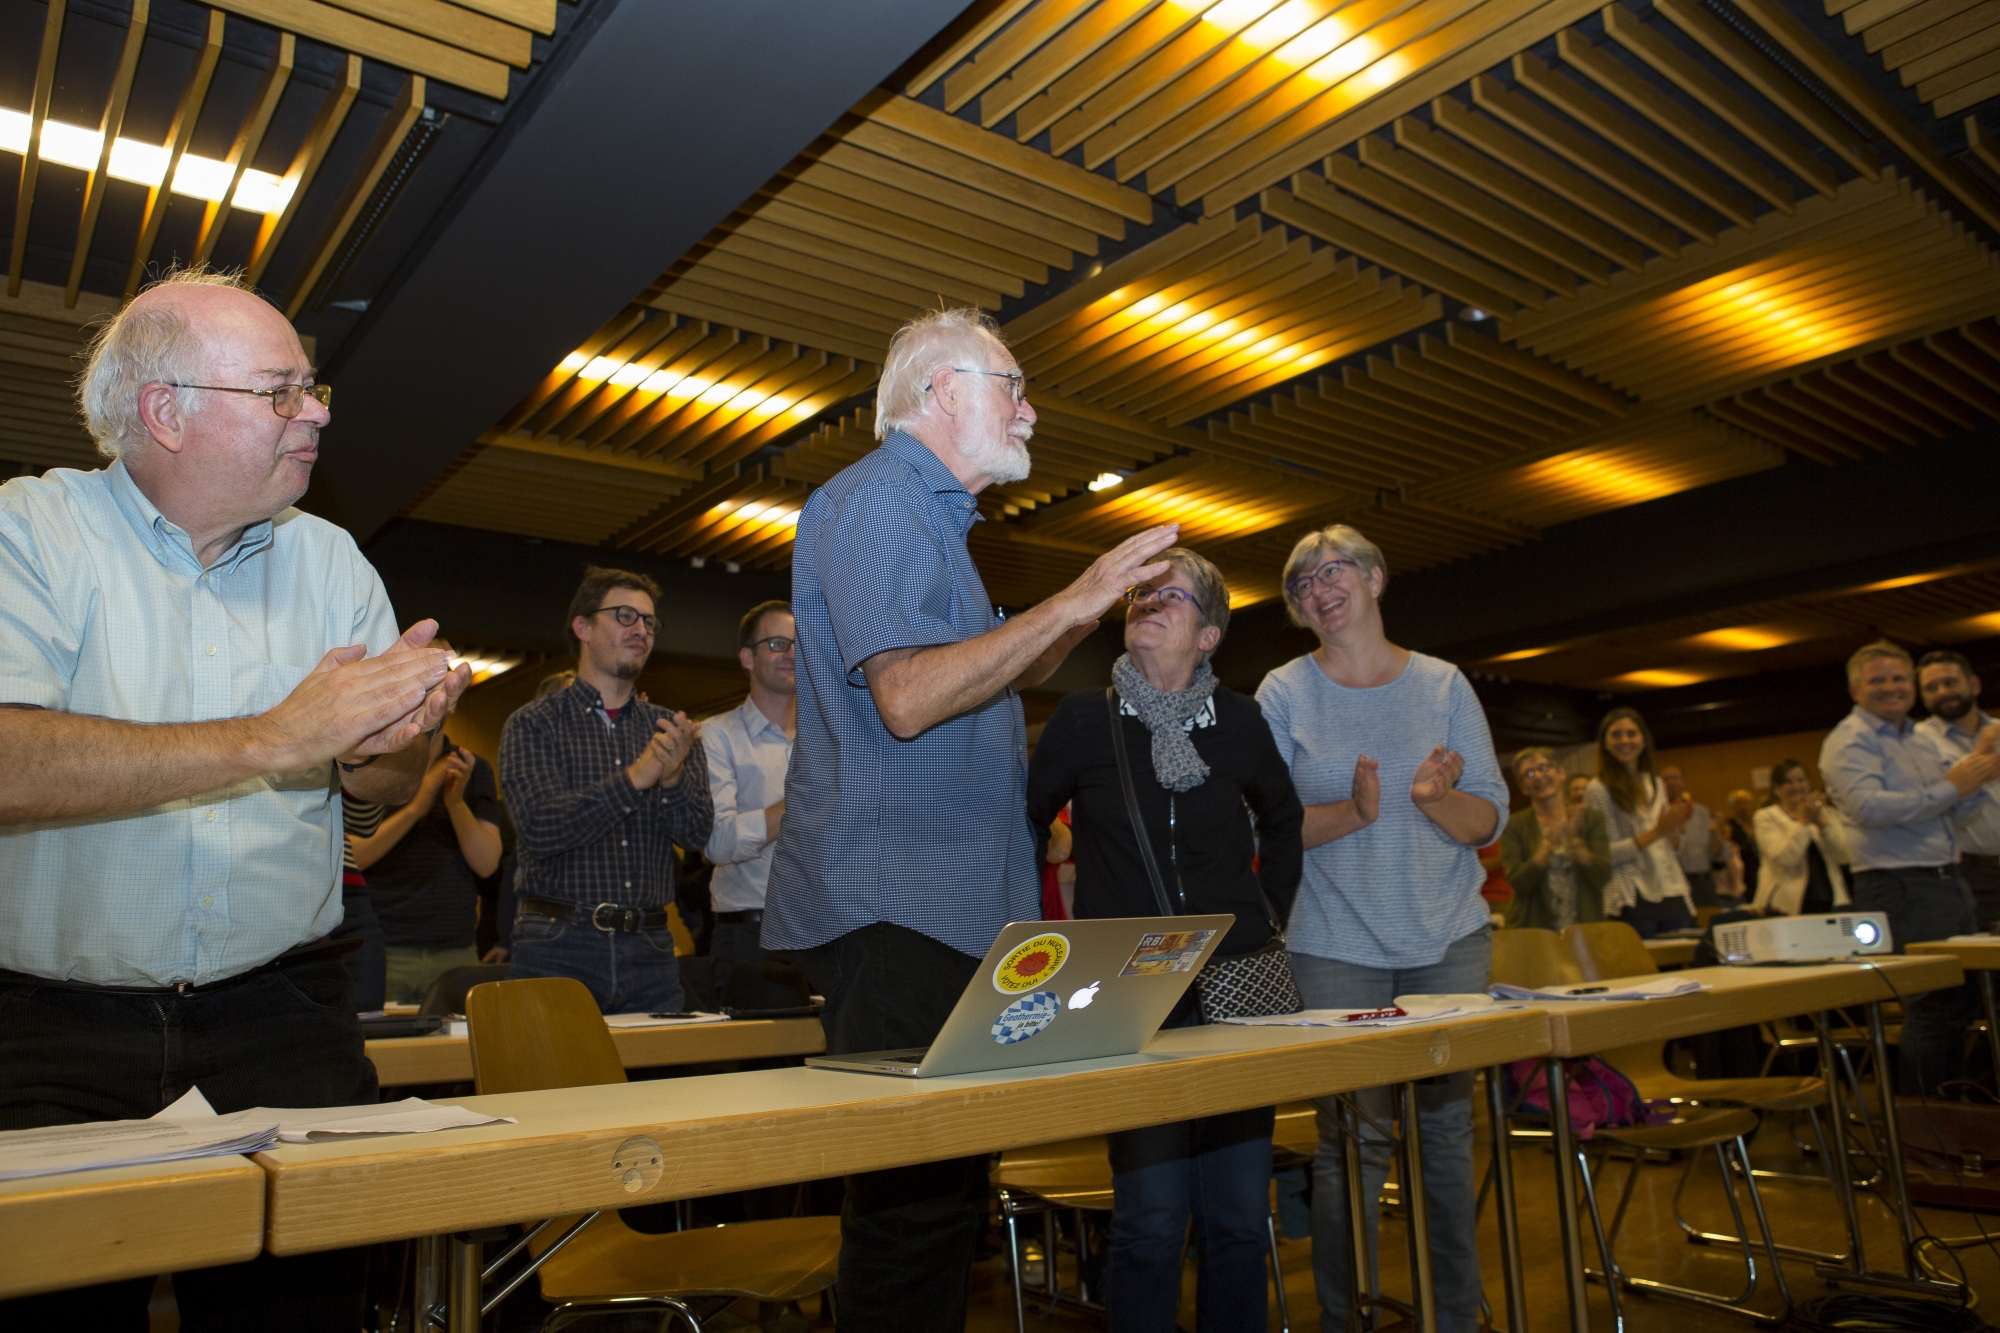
left=174, top=382, right=332, bottom=419
left=586, top=605, right=658, bottom=634
left=1287, top=557, right=1356, bottom=602
left=925, top=367, right=1027, bottom=404
left=1124, top=586, right=1196, bottom=611
left=752, top=636, right=794, bottom=653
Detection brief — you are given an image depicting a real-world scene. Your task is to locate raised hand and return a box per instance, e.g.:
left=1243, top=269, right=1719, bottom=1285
left=629, top=713, right=702, bottom=791
left=439, top=747, right=474, bottom=806
left=1654, top=792, right=1695, bottom=836
left=1352, top=754, right=1381, bottom=826
left=1410, top=745, right=1463, bottom=806
left=261, top=623, right=461, bottom=771
left=1058, top=525, right=1180, bottom=626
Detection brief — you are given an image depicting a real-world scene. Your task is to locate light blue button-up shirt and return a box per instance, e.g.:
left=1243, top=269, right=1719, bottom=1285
left=1917, top=712, right=2000, bottom=856
left=1821, top=705, right=1986, bottom=872
left=0, top=463, right=399, bottom=986
left=702, top=696, right=793, bottom=913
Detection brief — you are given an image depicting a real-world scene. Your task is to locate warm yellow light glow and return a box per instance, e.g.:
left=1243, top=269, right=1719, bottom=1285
left=1948, top=611, right=2000, bottom=637
left=578, top=357, right=620, bottom=382
left=1515, top=449, right=1682, bottom=508
left=1112, top=484, right=1284, bottom=538
left=1088, top=472, right=1123, bottom=491
left=558, top=353, right=589, bottom=374
left=1128, top=294, right=1167, bottom=319
left=788, top=402, right=817, bottom=418
left=1363, top=53, right=1407, bottom=87
left=1173, top=311, right=1216, bottom=336
left=0, top=108, right=292, bottom=212
left=1240, top=0, right=1317, bottom=48
left=1609, top=668, right=1715, bottom=690
left=1847, top=567, right=1958, bottom=595
left=726, top=389, right=765, bottom=411
left=1310, top=36, right=1379, bottom=81
left=1202, top=0, right=1282, bottom=29
left=1685, top=624, right=1810, bottom=653
left=1490, top=645, right=1560, bottom=663
left=698, top=382, right=737, bottom=406
left=1276, top=16, right=1350, bottom=67
left=450, top=651, right=525, bottom=687
left=638, top=369, right=677, bottom=392
left=669, top=377, right=708, bottom=400
left=608, top=364, right=648, bottom=388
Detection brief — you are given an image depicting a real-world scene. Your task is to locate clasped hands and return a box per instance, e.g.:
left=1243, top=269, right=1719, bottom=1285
left=262, top=619, right=470, bottom=771
left=1346, top=744, right=1467, bottom=826
left=628, top=712, right=701, bottom=791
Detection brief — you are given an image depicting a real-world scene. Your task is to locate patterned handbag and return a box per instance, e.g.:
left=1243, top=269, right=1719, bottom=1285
left=1105, top=688, right=1303, bottom=1022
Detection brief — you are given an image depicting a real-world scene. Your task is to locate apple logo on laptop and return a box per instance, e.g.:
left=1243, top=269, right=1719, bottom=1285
left=1069, top=981, right=1101, bottom=1010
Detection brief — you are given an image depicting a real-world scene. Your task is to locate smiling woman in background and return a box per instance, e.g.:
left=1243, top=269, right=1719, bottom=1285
left=1254, top=524, right=1506, bottom=1333
left=1586, top=707, right=1697, bottom=937
left=1026, top=546, right=1302, bottom=1333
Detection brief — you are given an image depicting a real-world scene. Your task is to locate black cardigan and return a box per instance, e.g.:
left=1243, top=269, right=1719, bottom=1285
left=1025, top=685, right=1304, bottom=958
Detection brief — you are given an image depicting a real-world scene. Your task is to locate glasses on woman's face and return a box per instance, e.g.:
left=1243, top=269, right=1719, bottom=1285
left=1520, top=762, right=1559, bottom=780
left=588, top=604, right=658, bottom=634
left=1124, top=585, right=1196, bottom=611
left=753, top=636, right=795, bottom=654
left=174, top=381, right=332, bottom=418
left=1287, top=557, right=1355, bottom=602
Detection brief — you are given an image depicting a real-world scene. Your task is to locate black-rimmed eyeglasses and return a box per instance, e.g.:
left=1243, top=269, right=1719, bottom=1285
left=752, top=636, right=794, bottom=653
left=586, top=605, right=658, bottom=634
left=924, top=367, right=1026, bottom=404
left=174, top=382, right=332, bottom=418
left=1124, top=586, right=1196, bottom=610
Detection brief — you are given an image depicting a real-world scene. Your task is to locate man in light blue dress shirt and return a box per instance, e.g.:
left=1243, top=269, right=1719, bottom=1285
left=1821, top=640, right=2000, bottom=1095
left=0, top=269, right=467, bottom=1328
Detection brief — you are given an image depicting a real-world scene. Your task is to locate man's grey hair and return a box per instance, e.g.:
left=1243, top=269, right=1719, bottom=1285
left=1278, top=523, right=1388, bottom=628
left=77, top=265, right=258, bottom=460
left=876, top=306, right=1008, bottom=440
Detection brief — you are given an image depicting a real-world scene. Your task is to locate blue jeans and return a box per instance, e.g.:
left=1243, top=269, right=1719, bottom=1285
left=508, top=908, right=684, bottom=1014
left=1106, top=1006, right=1274, bottom=1333
left=1851, top=867, right=1977, bottom=1095
left=1290, top=928, right=1492, bottom=1333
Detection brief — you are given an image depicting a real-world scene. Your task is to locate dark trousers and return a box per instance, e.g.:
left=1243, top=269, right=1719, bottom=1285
left=1852, top=866, right=1979, bottom=1096
left=333, top=882, right=386, bottom=1011
left=0, top=958, right=376, bottom=1330
left=798, top=923, right=986, bottom=1333
left=711, top=917, right=771, bottom=997
left=1962, top=861, right=2000, bottom=933
left=1615, top=895, right=1692, bottom=939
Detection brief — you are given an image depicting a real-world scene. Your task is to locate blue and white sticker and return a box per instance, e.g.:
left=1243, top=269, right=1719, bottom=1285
left=991, top=991, right=1062, bottom=1045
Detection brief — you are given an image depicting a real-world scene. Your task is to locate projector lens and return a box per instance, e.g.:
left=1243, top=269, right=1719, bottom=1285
left=1854, top=921, right=1880, bottom=946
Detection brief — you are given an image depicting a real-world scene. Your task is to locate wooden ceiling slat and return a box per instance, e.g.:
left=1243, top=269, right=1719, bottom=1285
left=906, top=0, right=1041, bottom=97
left=527, top=324, right=693, bottom=439
left=1760, top=381, right=1898, bottom=452
left=539, top=319, right=691, bottom=442
left=1014, top=0, right=1208, bottom=144
left=1853, top=350, right=1981, bottom=427
left=494, top=308, right=648, bottom=435
left=649, top=352, right=829, bottom=464
left=210, top=0, right=508, bottom=97
left=943, top=0, right=1099, bottom=112
left=788, top=160, right=1074, bottom=269
left=1859, top=0, right=1984, bottom=54
left=1345, top=362, right=1543, bottom=451
left=1398, top=336, right=1607, bottom=427
left=712, top=225, right=991, bottom=310
left=1050, top=3, right=1249, bottom=158
left=1377, top=350, right=1566, bottom=440
left=1893, top=340, right=2000, bottom=416
left=1263, top=178, right=1527, bottom=316
left=654, top=276, right=895, bottom=364
left=693, top=241, right=928, bottom=324
left=739, top=212, right=1015, bottom=306
left=978, top=0, right=1156, bottom=128
left=596, top=333, right=759, bottom=452
left=841, top=120, right=1130, bottom=238
left=814, top=140, right=1101, bottom=254
left=1446, top=322, right=1631, bottom=415
left=1318, top=154, right=1554, bottom=304
left=1706, top=397, right=1848, bottom=463
left=774, top=182, right=1051, bottom=285
left=1603, top=2, right=1839, bottom=200
left=1790, top=368, right=1929, bottom=444
left=627, top=341, right=798, bottom=460
left=1279, top=386, right=1497, bottom=466
left=1927, top=326, right=2000, bottom=391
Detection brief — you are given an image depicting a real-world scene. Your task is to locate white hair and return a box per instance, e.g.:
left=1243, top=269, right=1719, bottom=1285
left=875, top=306, right=1008, bottom=440
left=77, top=265, right=257, bottom=459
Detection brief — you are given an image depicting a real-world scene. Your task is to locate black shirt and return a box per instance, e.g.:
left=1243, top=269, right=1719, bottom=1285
left=1026, top=686, right=1305, bottom=958
left=365, top=752, right=502, bottom=949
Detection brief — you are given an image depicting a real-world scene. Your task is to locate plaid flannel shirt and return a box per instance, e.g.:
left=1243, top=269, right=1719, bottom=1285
left=500, top=678, right=714, bottom=909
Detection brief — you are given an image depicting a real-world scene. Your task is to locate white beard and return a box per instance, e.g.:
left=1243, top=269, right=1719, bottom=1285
left=969, top=428, right=1033, bottom=484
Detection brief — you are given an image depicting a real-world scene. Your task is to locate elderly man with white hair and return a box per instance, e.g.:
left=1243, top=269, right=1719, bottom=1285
left=0, top=267, right=467, bottom=1328
left=762, top=307, right=1178, bottom=1330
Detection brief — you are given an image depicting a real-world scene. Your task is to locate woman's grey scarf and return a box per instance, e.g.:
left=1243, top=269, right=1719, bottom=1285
left=1112, top=653, right=1216, bottom=793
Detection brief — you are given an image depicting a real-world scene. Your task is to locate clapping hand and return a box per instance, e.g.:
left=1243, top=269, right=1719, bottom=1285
left=628, top=712, right=701, bottom=791
left=1410, top=745, right=1464, bottom=806
left=439, top=747, right=473, bottom=806
left=1351, top=754, right=1381, bottom=826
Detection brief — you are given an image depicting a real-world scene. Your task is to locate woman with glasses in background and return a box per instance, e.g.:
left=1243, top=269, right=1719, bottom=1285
left=1500, top=748, right=1610, bottom=931
left=1254, top=524, right=1507, bottom=1333
left=1026, top=547, right=1302, bottom=1333
left=1586, top=707, right=1697, bottom=937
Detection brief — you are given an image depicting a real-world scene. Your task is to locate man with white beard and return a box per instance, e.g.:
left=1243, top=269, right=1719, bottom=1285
left=762, top=307, right=1178, bottom=1330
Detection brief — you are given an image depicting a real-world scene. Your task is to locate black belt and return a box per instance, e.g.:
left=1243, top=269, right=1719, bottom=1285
left=0, top=935, right=359, bottom=997
left=1964, top=854, right=2000, bottom=869
left=521, top=896, right=671, bottom=933
left=1857, top=865, right=1960, bottom=879
left=715, top=910, right=764, bottom=924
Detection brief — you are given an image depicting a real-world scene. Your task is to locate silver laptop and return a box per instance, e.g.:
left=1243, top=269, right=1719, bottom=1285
left=807, top=915, right=1233, bottom=1078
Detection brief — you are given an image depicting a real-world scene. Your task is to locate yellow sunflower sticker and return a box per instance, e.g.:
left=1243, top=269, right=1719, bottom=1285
left=992, top=933, right=1069, bottom=994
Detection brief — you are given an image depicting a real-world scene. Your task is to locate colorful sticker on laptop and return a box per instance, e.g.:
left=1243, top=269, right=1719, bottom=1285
left=993, top=933, right=1069, bottom=993
left=1118, top=930, right=1217, bottom=977
left=991, top=991, right=1061, bottom=1045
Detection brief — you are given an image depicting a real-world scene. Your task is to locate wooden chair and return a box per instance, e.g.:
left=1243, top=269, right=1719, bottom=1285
left=1492, top=926, right=1582, bottom=990
left=464, top=977, right=839, bottom=1332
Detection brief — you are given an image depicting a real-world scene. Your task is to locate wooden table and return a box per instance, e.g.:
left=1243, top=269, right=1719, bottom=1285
left=1524, top=956, right=1964, bottom=1332
left=268, top=1012, right=1551, bottom=1331
left=0, top=1155, right=265, bottom=1299
left=1641, top=937, right=1698, bottom=968
left=368, top=1017, right=826, bottom=1087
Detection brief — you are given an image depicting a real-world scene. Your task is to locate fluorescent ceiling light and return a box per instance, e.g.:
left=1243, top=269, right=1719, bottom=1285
left=1088, top=472, right=1123, bottom=491
left=1, top=107, right=293, bottom=213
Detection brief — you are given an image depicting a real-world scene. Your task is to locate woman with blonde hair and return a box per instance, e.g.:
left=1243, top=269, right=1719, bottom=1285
left=1255, top=523, right=1506, bottom=1333
left=1585, top=707, right=1696, bottom=936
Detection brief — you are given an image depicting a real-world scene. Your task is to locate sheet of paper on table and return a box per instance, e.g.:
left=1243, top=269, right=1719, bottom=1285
left=159, top=1087, right=517, bottom=1142
left=1488, top=977, right=1707, bottom=1002
left=603, top=1011, right=732, bottom=1028
left=1222, top=995, right=1520, bottom=1027
left=0, top=1116, right=279, bottom=1180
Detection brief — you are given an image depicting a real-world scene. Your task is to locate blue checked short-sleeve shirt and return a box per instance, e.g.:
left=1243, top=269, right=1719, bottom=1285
left=0, top=463, right=400, bottom=986
left=761, top=431, right=1039, bottom=956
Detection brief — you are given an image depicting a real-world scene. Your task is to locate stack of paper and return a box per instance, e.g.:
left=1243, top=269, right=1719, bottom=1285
left=0, top=1117, right=280, bottom=1181
left=159, top=1088, right=517, bottom=1143
left=1488, top=977, right=1708, bottom=1002
left=1222, top=995, right=1518, bottom=1028
left=604, top=1011, right=731, bottom=1029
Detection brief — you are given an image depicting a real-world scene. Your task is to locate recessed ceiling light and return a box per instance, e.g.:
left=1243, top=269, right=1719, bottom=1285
left=1088, top=472, right=1123, bottom=491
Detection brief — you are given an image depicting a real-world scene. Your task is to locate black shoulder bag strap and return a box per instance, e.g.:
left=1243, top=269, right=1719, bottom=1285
left=1106, top=687, right=1177, bottom=918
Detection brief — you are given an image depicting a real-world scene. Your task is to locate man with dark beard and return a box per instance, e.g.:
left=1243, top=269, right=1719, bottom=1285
left=499, top=566, right=712, bottom=1012
left=1918, top=649, right=2000, bottom=926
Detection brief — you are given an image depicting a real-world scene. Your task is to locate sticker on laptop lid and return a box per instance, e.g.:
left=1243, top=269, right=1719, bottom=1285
left=992, top=991, right=1061, bottom=1045
left=1118, top=930, right=1217, bottom=977
left=994, top=933, right=1069, bottom=993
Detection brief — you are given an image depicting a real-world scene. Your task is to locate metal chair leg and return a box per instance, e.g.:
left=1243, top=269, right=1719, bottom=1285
left=1267, top=1210, right=1291, bottom=1333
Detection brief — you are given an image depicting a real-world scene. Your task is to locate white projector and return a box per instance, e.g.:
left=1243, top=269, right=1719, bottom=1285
left=1714, top=913, right=1893, bottom=965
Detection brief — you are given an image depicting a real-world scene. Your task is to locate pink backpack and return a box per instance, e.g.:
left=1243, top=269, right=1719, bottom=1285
left=1506, top=1058, right=1669, bottom=1139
